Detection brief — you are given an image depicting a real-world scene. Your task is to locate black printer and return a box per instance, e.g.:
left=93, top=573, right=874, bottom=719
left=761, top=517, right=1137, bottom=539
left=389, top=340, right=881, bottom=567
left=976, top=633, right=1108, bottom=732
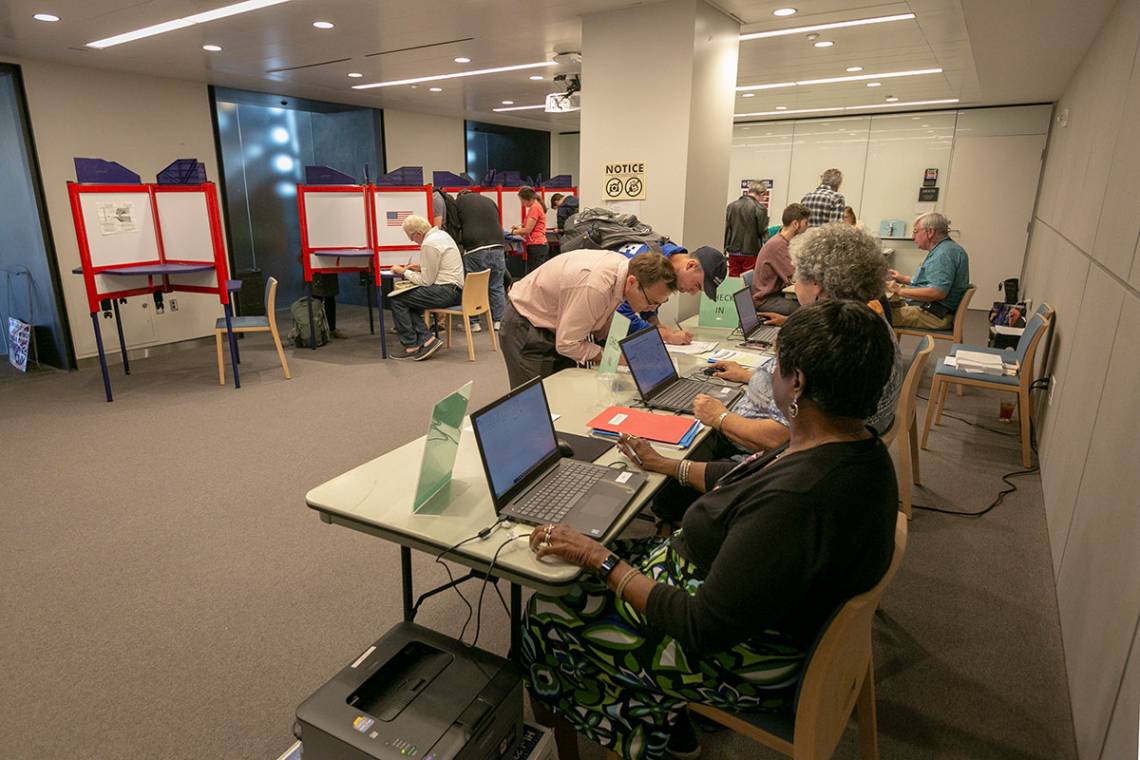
left=296, top=623, right=524, bottom=760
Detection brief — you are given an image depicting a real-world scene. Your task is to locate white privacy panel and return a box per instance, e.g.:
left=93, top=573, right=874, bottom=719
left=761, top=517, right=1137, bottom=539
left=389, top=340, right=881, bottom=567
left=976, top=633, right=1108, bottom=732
left=154, top=191, right=214, bottom=262
left=374, top=190, right=431, bottom=248
left=787, top=116, right=870, bottom=215
left=728, top=122, right=794, bottom=215
left=78, top=190, right=160, bottom=268
left=860, top=112, right=956, bottom=235
left=303, top=191, right=369, bottom=249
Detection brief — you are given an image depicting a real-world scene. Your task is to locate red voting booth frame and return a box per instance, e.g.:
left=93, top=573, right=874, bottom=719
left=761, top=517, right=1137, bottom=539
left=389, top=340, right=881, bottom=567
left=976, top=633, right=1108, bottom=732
left=439, top=185, right=578, bottom=266
left=296, top=184, right=433, bottom=358
left=67, top=182, right=238, bottom=402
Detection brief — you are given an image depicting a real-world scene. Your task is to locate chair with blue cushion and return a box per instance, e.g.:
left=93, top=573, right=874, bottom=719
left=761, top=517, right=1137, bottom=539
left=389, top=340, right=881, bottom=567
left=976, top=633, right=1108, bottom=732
left=424, top=268, right=497, bottom=362
left=742, top=269, right=754, bottom=290
left=671, top=512, right=908, bottom=760
left=213, top=276, right=291, bottom=384
left=921, top=303, right=1053, bottom=467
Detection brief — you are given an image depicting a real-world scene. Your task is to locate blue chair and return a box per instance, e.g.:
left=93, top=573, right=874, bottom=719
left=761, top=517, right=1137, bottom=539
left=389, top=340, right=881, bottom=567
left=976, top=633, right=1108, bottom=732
left=921, top=304, right=1053, bottom=467
left=214, top=276, right=291, bottom=384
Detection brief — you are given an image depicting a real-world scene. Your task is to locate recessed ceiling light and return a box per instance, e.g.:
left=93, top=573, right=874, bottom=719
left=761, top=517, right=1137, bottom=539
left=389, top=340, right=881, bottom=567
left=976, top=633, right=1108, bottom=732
left=87, top=0, right=291, bottom=48
left=347, top=72, right=363, bottom=78
left=773, top=7, right=797, bottom=16
left=740, top=13, right=916, bottom=41
left=776, top=106, right=788, bottom=110
left=202, top=44, right=222, bottom=52
left=353, top=60, right=556, bottom=89
left=454, top=57, right=470, bottom=63
left=885, top=95, right=899, bottom=102
left=736, top=97, right=959, bottom=118
left=846, top=66, right=863, bottom=72
left=312, top=20, right=334, bottom=29
left=429, top=87, right=442, bottom=92
left=501, top=100, right=514, bottom=105
left=492, top=104, right=546, bottom=112
left=34, top=13, right=60, bottom=22
left=866, top=82, right=881, bottom=87
left=813, top=40, right=834, bottom=48
left=529, top=75, right=544, bottom=80
left=741, top=93, right=755, bottom=98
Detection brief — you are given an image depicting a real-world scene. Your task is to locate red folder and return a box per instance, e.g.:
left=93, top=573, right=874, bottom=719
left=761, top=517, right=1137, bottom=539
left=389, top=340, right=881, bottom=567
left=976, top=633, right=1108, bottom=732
left=586, top=406, right=697, bottom=445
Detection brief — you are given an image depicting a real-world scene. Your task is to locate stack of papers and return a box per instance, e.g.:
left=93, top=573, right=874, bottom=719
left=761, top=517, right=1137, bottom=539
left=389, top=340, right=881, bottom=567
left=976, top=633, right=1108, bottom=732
left=945, top=350, right=1017, bottom=376
left=586, top=406, right=702, bottom=449
left=665, top=340, right=718, bottom=355
left=706, top=348, right=766, bottom=367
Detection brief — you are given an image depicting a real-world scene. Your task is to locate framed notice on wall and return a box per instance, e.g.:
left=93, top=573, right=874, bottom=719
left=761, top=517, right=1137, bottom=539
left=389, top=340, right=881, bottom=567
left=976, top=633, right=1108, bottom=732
left=603, top=161, right=646, bottom=201
left=740, top=179, right=773, bottom=209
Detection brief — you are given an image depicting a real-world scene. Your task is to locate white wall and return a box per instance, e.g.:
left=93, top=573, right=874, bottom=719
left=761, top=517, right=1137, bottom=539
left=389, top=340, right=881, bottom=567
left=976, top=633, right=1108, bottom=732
left=551, top=132, right=579, bottom=182
left=382, top=109, right=465, bottom=181
left=729, top=105, right=1051, bottom=308
left=1020, top=1, right=1140, bottom=757
left=14, top=58, right=226, bottom=361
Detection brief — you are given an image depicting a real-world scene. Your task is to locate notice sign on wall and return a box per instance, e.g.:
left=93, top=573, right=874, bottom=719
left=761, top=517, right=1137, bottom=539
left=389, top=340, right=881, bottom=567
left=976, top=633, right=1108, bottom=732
left=603, top=161, right=646, bottom=201
left=740, top=179, right=773, bottom=209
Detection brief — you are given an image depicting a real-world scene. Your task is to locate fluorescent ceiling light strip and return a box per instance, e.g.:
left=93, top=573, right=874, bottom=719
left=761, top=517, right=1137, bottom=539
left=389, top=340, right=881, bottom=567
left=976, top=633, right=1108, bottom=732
left=740, top=12, right=915, bottom=41
left=734, top=98, right=959, bottom=118
left=737, top=68, right=941, bottom=91
left=492, top=104, right=547, bottom=112
left=87, top=0, right=291, bottom=48
left=354, top=61, right=556, bottom=89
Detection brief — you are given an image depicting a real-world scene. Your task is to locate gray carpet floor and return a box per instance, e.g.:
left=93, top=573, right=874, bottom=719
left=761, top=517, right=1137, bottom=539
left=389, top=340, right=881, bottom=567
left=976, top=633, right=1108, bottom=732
left=0, top=308, right=1076, bottom=759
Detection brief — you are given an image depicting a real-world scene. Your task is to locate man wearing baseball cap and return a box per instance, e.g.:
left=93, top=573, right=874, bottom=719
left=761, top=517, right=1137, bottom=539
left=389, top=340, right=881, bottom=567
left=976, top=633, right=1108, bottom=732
left=614, top=243, right=726, bottom=344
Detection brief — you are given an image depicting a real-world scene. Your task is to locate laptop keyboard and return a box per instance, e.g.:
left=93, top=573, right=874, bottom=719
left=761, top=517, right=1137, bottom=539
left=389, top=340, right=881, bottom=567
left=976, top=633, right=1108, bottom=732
left=653, top=379, right=707, bottom=410
left=748, top=325, right=780, bottom=345
left=513, top=461, right=608, bottom=523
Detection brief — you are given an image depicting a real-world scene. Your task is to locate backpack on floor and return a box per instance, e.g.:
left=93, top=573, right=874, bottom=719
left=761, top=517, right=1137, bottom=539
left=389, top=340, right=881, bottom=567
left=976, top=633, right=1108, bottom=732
left=289, top=297, right=330, bottom=347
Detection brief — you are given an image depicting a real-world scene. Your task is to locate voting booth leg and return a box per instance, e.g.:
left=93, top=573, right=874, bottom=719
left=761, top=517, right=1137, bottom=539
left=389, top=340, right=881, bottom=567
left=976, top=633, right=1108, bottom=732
left=110, top=300, right=131, bottom=375
left=401, top=547, right=414, bottom=621
left=223, top=303, right=241, bottom=389
left=510, top=583, right=522, bottom=660
left=376, top=285, right=389, bottom=359
left=90, top=312, right=113, bottom=402
left=366, top=283, right=375, bottom=335
left=307, top=281, right=317, bottom=351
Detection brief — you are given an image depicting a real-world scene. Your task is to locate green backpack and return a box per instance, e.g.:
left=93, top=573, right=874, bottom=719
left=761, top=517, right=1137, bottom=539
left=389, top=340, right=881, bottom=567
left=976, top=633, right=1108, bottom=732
left=289, top=296, right=330, bottom=347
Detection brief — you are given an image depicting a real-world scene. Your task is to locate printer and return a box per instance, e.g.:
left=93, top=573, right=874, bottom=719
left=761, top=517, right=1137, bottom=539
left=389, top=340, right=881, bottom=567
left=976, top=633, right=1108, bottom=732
left=296, top=622, right=524, bottom=760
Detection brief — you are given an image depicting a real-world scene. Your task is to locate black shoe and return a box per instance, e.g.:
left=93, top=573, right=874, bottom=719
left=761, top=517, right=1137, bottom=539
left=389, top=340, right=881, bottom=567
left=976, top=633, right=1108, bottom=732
left=393, top=346, right=420, bottom=360
left=414, top=338, right=443, bottom=361
left=667, top=711, right=701, bottom=759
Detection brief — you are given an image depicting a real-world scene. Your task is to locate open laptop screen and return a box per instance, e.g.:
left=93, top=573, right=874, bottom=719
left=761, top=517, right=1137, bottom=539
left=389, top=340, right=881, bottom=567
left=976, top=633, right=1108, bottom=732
left=620, top=327, right=677, bottom=398
left=470, top=379, right=558, bottom=503
left=734, top=287, right=760, bottom=336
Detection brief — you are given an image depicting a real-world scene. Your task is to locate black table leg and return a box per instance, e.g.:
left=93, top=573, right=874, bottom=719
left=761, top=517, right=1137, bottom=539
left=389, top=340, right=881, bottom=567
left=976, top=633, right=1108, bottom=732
left=90, top=312, right=113, bottom=402
left=111, top=300, right=130, bottom=375
left=510, top=583, right=522, bottom=660
left=307, top=280, right=317, bottom=350
left=376, top=285, right=388, bottom=359
left=366, top=283, right=375, bottom=335
left=401, top=546, right=414, bottom=622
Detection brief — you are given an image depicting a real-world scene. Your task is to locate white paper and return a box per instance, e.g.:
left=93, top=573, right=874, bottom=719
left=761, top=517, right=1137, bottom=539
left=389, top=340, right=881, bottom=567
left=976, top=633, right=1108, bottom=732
left=665, top=340, right=718, bottom=355
left=96, top=202, right=138, bottom=235
left=616, top=472, right=632, bottom=484
left=992, top=325, right=1025, bottom=336
left=707, top=348, right=765, bottom=367
left=608, top=413, right=628, bottom=425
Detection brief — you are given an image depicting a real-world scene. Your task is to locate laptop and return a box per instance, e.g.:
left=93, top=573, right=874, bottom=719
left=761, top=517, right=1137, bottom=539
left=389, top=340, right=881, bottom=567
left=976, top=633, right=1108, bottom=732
left=619, top=326, right=742, bottom=413
left=469, top=377, right=647, bottom=537
left=412, top=381, right=473, bottom=513
left=733, top=287, right=780, bottom=348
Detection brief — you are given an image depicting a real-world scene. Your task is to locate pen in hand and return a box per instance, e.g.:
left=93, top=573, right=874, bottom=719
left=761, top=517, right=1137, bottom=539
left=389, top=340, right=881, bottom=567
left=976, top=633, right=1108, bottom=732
left=618, top=434, right=643, bottom=466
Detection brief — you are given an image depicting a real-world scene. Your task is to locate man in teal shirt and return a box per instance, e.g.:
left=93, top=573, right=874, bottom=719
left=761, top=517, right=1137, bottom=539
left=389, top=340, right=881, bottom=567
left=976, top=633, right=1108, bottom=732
left=887, top=212, right=970, bottom=329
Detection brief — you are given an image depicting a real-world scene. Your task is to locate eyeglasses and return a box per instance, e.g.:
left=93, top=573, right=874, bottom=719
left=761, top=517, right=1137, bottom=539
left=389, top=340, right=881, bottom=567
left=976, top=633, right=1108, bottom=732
left=638, top=281, right=667, bottom=308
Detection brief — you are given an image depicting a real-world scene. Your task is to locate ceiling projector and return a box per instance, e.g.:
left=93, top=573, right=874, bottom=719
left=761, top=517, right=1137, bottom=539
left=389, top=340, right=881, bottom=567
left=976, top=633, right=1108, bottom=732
left=546, top=73, right=581, bottom=113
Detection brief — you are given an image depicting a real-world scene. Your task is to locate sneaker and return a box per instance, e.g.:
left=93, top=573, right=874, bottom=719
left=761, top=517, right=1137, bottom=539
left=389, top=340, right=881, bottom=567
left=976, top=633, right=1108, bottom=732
left=666, top=711, right=701, bottom=760
left=470, top=322, right=483, bottom=333
left=414, top=338, right=443, bottom=361
left=493, top=321, right=502, bottom=331
left=392, top=345, right=420, bottom=360
left=331, top=329, right=348, bottom=339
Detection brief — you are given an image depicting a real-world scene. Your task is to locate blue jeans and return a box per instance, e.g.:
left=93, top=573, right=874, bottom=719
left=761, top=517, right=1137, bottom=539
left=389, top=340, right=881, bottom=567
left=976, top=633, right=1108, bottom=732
left=390, top=283, right=461, bottom=347
left=463, top=246, right=507, bottom=325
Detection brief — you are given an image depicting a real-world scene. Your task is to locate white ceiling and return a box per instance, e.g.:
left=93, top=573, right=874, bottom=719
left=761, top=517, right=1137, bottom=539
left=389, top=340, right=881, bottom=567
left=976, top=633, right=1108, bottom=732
left=0, top=0, right=1117, bottom=130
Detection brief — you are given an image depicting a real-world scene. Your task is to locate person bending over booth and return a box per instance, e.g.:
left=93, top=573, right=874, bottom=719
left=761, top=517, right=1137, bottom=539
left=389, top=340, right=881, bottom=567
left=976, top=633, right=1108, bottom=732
left=616, top=244, right=726, bottom=345
left=522, top=300, right=899, bottom=760
left=509, top=186, right=549, bottom=273
left=886, top=212, right=970, bottom=330
left=389, top=215, right=464, bottom=361
left=455, top=189, right=508, bottom=332
left=500, top=250, right=676, bottom=389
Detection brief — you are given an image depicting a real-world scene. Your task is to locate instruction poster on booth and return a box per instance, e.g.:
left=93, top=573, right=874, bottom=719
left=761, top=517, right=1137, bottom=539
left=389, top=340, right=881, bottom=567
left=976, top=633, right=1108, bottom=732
left=96, top=202, right=138, bottom=235
left=603, top=161, right=646, bottom=201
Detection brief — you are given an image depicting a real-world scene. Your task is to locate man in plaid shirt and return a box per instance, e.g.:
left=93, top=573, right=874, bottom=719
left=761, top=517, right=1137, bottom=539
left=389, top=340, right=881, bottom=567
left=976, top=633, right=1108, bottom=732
left=799, top=168, right=846, bottom=226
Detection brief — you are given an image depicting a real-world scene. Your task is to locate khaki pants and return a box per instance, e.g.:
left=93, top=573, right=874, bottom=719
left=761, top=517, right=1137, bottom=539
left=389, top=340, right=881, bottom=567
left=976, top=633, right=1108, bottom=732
left=891, top=302, right=953, bottom=330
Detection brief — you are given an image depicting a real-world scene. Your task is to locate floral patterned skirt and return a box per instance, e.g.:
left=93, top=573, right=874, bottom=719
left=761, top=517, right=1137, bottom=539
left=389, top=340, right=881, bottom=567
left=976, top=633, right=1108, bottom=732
left=519, top=535, right=804, bottom=760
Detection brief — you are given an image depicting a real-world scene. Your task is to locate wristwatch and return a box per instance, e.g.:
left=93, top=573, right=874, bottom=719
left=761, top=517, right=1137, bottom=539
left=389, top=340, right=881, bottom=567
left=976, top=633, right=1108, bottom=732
left=596, top=552, right=621, bottom=578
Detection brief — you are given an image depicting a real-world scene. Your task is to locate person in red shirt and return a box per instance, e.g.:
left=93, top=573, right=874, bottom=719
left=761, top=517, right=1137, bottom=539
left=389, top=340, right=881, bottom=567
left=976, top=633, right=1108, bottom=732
left=510, top=186, right=549, bottom=273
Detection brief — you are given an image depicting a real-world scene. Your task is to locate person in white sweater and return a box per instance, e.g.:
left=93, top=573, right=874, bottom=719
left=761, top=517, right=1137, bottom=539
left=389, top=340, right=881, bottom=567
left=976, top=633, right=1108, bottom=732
left=390, top=215, right=464, bottom=360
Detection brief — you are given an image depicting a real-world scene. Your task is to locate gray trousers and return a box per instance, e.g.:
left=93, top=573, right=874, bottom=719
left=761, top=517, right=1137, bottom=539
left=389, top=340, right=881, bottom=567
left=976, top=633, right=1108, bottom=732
left=753, top=293, right=799, bottom=316
left=499, top=302, right=576, bottom=389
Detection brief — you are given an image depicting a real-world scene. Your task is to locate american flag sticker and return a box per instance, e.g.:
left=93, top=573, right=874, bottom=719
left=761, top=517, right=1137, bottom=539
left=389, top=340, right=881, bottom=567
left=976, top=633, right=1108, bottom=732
left=386, top=210, right=412, bottom=227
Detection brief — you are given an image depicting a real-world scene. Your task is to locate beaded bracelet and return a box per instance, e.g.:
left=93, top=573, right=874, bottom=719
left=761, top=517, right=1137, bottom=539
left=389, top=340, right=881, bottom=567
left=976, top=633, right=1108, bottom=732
left=613, top=567, right=639, bottom=599
left=677, top=460, right=690, bottom=487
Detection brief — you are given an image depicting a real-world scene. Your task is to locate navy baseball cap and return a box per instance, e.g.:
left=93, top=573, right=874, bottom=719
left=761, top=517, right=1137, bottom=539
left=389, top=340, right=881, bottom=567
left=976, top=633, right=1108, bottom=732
left=692, top=246, right=727, bottom=300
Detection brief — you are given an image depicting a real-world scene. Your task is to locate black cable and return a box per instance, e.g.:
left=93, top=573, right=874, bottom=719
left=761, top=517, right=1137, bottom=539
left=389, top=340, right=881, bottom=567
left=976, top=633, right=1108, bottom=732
left=469, top=531, right=530, bottom=650
left=429, top=517, right=508, bottom=643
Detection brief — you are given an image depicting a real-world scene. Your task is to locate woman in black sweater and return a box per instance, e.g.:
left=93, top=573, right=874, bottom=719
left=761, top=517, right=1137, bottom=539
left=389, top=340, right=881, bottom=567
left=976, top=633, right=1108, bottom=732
left=519, top=300, right=899, bottom=760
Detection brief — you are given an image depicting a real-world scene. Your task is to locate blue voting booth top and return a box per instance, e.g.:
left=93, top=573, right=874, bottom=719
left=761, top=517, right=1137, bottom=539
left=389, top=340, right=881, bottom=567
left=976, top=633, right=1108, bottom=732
left=614, top=242, right=687, bottom=331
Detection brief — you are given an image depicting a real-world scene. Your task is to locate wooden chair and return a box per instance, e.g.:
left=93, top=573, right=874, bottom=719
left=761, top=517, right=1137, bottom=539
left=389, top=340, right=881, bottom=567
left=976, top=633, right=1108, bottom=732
left=606, top=512, right=906, bottom=760
left=424, top=269, right=498, bottom=362
left=921, top=304, right=1053, bottom=468
left=880, top=336, right=934, bottom=518
left=214, top=276, right=290, bottom=384
left=894, top=284, right=976, bottom=346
